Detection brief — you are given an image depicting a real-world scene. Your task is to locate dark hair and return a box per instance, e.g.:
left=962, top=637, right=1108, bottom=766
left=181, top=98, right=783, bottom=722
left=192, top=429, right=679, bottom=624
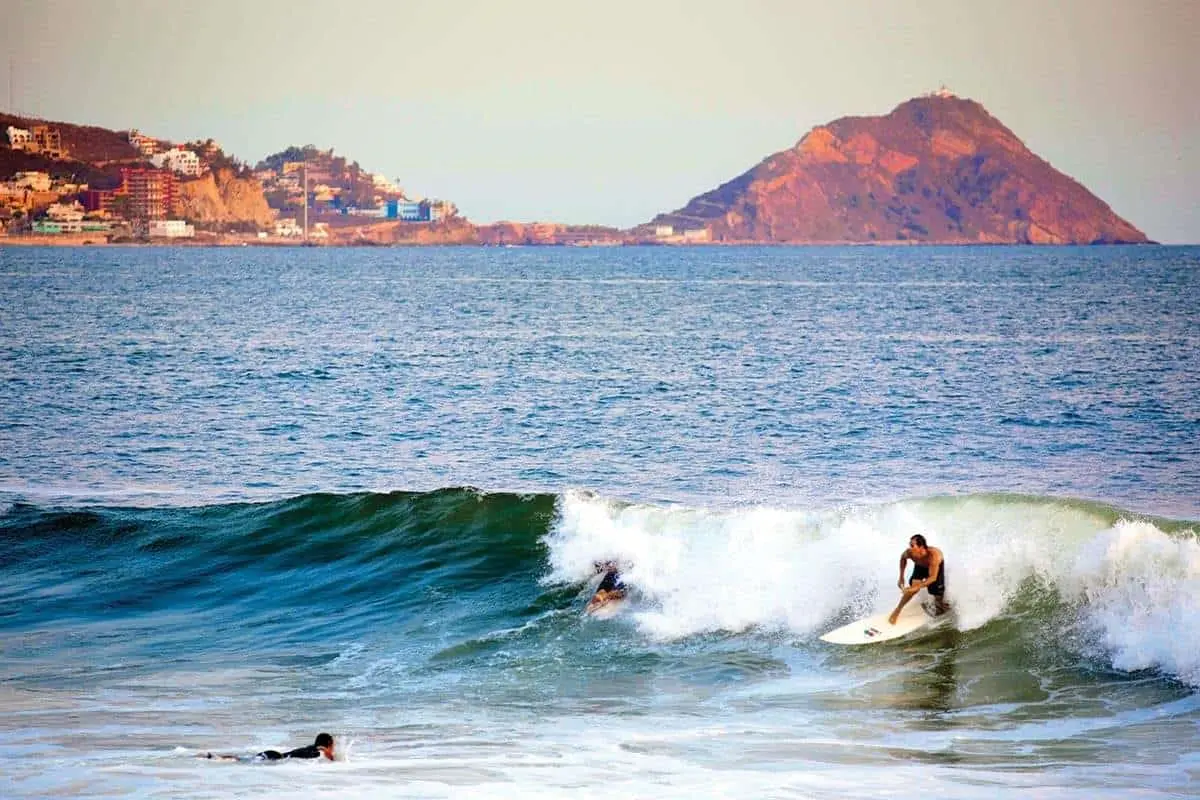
left=910, top=534, right=928, bottom=548
left=315, top=733, right=333, bottom=748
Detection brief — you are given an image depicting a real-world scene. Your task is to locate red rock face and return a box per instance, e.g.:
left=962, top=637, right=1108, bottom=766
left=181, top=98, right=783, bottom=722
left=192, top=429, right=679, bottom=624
left=648, top=95, right=1149, bottom=244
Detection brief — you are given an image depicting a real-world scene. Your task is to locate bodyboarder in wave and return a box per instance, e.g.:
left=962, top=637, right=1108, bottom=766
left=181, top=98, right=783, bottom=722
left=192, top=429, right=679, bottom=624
left=586, top=561, right=627, bottom=614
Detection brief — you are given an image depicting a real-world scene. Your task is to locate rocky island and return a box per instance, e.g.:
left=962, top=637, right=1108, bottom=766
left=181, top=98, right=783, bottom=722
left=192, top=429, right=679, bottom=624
left=642, top=91, right=1148, bottom=245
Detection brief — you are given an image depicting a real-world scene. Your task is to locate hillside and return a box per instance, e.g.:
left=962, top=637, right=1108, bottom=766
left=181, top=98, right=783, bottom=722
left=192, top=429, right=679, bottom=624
left=0, top=112, right=145, bottom=189
left=1, top=113, right=272, bottom=229
left=0, top=147, right=126, bottom=189
left=255, top=145, right=405, bottom=214
left=646, top=93, right=1148, bottom=244
left=0, top=112, right=141, bottom=164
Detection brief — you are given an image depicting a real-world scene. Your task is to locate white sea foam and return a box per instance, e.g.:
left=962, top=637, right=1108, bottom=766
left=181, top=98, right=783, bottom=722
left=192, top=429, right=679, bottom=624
left=1065, top=518, right=1200, bottom=685
left=545, top=490, right=1200, bottom=684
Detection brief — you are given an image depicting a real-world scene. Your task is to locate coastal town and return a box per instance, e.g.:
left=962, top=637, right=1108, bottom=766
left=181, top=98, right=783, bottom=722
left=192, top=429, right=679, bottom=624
left=0, top=120, right=464, bottom=245
left=0, top=115, right=657, bottom=247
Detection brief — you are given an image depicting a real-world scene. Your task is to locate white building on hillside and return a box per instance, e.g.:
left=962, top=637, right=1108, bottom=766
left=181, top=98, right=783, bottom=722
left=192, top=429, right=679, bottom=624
left=6, top=126, right=32, bottom=150
left=46, top=201, right=85, bottom=222
left=151, top=148, right=202, bottom=176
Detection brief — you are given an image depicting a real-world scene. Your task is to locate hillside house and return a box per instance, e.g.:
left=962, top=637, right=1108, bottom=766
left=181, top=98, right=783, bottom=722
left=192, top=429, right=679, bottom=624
left=6, top=126, right=32, bottom=149
left=151, top=148, right=202, bottom=177
left=128, top=129, right=159, bottom=156
left=31, top=126, right=64, bottom=159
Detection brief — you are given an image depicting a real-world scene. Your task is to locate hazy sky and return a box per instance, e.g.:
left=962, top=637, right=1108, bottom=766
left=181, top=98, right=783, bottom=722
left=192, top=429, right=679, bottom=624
left=4, top=0, right=1197, bottom=241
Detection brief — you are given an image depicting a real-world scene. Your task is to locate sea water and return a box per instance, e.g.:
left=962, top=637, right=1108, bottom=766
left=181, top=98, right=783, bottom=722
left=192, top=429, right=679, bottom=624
left=0, top=244, right=1197, bottom=798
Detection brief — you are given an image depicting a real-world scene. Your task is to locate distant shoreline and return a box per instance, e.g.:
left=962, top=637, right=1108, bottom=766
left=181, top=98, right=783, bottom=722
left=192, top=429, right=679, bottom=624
left=0, top=234, right=1167, bottom=248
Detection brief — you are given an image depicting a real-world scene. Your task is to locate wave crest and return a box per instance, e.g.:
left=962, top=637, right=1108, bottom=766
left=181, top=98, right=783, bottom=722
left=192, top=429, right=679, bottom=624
left=543, top=490, right=1200, bottom=684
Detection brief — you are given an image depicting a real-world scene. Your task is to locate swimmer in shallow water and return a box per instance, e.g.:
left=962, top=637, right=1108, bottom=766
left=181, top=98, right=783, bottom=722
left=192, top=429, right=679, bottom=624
left=201, top=732, right=335, bottom=762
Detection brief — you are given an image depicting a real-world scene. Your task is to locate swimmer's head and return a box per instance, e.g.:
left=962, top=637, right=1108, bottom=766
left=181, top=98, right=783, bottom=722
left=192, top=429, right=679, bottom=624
left=315, top=733, right=334, bottom=759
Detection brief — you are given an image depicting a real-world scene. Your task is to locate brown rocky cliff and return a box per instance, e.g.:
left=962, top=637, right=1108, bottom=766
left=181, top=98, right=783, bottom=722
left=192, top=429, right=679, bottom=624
left=649, top=94, right=1148, bottom=244
left=176, top=169, right=274, bottom=229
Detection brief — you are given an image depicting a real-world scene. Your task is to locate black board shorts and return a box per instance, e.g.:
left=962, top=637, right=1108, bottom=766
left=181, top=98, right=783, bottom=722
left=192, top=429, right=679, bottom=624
left=910, top=563, right=946, bottom=597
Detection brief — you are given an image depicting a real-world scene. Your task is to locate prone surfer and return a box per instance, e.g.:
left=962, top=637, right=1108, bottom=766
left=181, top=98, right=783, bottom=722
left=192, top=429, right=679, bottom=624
left=586, top=561, right=627, bottom=613
left=201, top=732, right=335, bottom=762
left=888, top=534, right=948, bottom=624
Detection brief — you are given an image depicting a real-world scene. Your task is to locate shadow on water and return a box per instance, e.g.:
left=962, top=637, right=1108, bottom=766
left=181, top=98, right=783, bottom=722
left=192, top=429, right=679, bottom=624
left=897, top=625, right=963, bottom=717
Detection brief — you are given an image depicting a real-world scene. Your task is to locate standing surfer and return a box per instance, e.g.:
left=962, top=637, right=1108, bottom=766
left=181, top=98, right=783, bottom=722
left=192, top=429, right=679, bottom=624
left=888, top=534, right=948, bottom=624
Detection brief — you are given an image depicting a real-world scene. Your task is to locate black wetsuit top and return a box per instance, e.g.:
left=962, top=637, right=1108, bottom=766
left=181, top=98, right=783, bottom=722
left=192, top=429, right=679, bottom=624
left=910, top=562, right=946, bottom=596
left=256, top=745, right=323, bottom=761
left=597, top=570, right=625, bottom=593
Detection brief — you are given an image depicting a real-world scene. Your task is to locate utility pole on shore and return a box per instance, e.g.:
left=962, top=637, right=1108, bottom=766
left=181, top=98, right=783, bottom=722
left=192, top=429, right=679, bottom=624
left=303, top=161, right=308, bottom=243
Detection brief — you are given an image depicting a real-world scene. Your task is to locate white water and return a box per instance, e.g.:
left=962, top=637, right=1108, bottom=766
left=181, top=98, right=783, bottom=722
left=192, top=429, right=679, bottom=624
left=545, top=489, right=1200, bottom=686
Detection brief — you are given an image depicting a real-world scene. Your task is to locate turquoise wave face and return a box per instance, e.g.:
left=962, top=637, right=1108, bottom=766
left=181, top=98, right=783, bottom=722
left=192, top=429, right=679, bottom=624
left=0, top=490, right=559, bottom=677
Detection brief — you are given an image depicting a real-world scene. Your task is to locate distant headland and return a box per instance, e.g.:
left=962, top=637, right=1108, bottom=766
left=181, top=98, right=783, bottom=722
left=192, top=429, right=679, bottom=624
left=0, top=92, right=1149, bottom=247
left=643, top=90, right=1148, bottom=245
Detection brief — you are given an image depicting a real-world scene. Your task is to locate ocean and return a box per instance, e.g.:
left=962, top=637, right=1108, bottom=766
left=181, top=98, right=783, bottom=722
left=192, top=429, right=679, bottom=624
left=1, top=244, right=1197, bottom=798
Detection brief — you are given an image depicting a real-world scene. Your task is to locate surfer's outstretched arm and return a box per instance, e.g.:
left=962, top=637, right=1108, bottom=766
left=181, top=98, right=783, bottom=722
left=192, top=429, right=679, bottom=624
left=889, top=548, right=914, bottom=624
left=888, top=585, right=920, bottom=625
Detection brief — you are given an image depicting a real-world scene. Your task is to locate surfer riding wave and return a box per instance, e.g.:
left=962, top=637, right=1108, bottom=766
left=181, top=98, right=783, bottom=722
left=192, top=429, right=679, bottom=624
left=889, top=534, right=948, bottom=624
left=586, top=561, right=627, bottom=613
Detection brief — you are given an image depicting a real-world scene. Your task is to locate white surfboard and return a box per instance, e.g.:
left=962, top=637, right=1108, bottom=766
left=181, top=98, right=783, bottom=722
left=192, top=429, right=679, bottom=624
left=819, top=600, right=935, bottom=645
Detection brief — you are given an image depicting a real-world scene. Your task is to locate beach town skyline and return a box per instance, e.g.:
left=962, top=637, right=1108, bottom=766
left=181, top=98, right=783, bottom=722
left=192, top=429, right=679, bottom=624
left=2, top=0, right=1197, bottom=242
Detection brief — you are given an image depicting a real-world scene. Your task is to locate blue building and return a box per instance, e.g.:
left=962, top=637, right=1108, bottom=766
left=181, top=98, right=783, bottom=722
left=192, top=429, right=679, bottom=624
left=386, top=199, right=435, bottom=222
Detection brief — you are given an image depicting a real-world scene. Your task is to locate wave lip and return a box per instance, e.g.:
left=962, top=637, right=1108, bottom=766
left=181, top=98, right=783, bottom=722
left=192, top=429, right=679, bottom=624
left=1066, top=518, right=1200, bottom=685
